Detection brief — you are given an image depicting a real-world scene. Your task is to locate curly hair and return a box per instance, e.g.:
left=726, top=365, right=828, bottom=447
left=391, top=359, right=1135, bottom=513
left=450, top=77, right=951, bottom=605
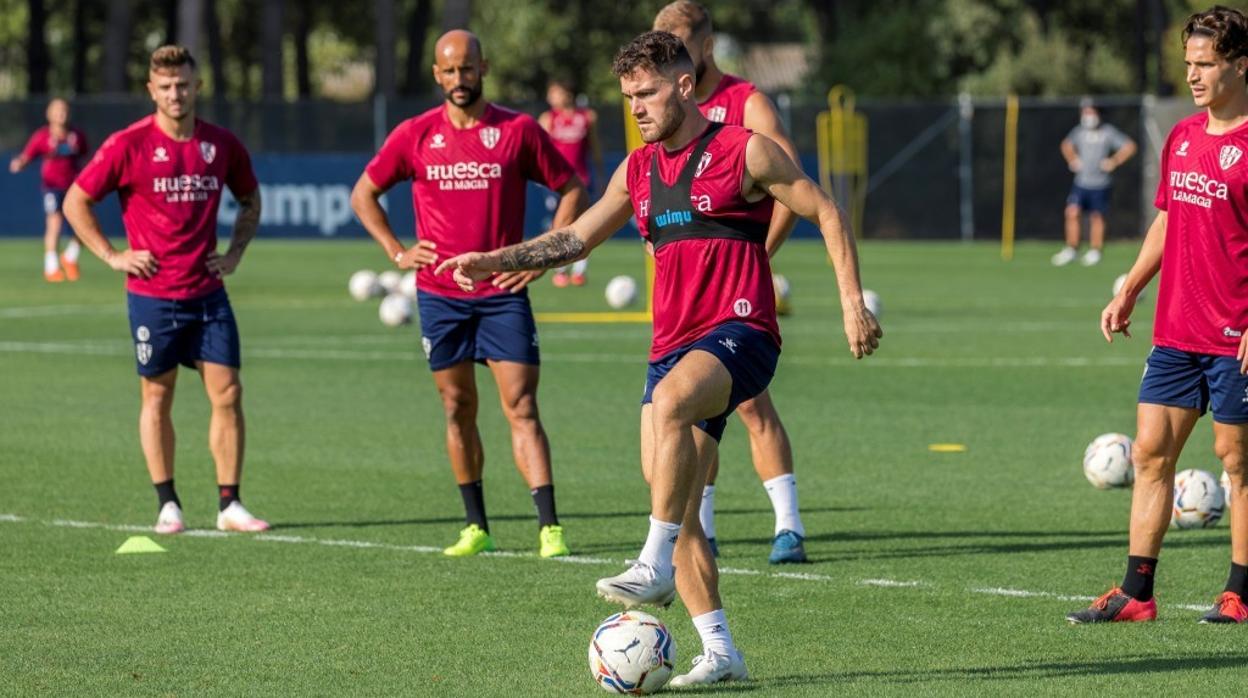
left=150, top=45, right=196, bottom=73
left=611, top=31, right=694, bottom=79
left=1183, top=5, right=1248, bottom=82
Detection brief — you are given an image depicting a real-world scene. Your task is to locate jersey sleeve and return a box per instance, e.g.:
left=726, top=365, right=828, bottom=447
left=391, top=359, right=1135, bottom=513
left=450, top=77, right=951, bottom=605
left=1154, top=127, right=1174, bottom=211
left=1107, top=125, right=1129, bottom=151
left=520, top=117, right=575, bottom=192
left=74, top=132, right=127, bottom=201
left=20, top=129, right=47, bottom=161
left=225, top=134, right=259, bottom=197
left=364, top=122, right=415, bottom=189
left=1064, top=126, right=1080, bottom=143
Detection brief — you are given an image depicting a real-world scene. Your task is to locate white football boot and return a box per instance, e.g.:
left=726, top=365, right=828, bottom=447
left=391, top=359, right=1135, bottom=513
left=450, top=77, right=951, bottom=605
left=154, top=501, right=185, bottom=535
left=216, top=501, right=271, bottom=532
left=669, top=650, right=749, bottom=687
left=595, top=561, right=676, bottom=608
left=1080, top=248, right=1102, bottom=266
left=1051, top=246, right=1078, bottom=267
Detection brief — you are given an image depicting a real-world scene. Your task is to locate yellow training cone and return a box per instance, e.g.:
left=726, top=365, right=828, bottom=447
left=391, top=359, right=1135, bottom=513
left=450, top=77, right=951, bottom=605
left=115, top=536, right=167, bottom=554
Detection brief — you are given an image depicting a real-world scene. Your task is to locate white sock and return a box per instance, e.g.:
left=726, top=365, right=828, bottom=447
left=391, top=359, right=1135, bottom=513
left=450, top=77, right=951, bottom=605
left=44, top=251, right=59, bottom=274
left=692, top=609, right=736, bottom=658
left=637, top=516, right=681, bottom=578
left=764, top=474, right=804, bottom=537
left=63, top=240, right=80, bottom=263
left=572, top=259, right=588, bottom=275
left=699, top=485, right=716, bottom=540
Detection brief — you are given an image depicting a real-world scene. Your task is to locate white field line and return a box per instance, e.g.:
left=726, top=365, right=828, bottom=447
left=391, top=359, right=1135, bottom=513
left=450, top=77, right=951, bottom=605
left=0, top=339, right=1143, bottom=370
left=2, top=513, right=1211, bottom=610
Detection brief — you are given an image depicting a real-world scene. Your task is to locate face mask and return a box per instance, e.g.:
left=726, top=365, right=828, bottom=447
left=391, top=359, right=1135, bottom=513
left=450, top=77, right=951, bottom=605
left=1081, top=113, right=1100, bottom=129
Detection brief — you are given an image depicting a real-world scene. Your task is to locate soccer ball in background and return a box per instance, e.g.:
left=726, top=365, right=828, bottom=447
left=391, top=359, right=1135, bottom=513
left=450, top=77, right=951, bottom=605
left=348, top=270, right=382, bottom=301
left=772, top=273, right=792, bottom=316
left=1223, top=469, right=1233, bottom=511
left=589, top=611, right=675, bottom=695
left=400, top=270, right=418, bottom=299
left=605, top=275, right=639, bottom=309
left=378, top=270, right=403, bottom=294
left=378, top=293, right=413, bottom=327
left=863, top=288, right=882, bottom=319
left=1112, top=273, right=1147, bottom=302
left=1171, top=468, right=1225, bottom=529
left=1082, top=433, right=1134, bottom=489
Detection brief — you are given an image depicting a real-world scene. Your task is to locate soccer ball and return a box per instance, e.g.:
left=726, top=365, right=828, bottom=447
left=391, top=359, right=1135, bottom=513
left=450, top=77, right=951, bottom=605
left=378, top=293, right=413, bottom=327
left=378, top=270, right=403, bottom=294
left=772, top=273, right=792, bottom=316
left=605, top=275, right=639, bottom=309
left=1082, top=433, right=1134, bottom=489
left=348, top=270, right=382, bottom=301
left=1222, top=469, right=1233, bottom=510
left=1112, top=273, right=1147, bottom=301
left=863, top=289, right=882, bottom=319
left=1171, top=468, right=1225, bottom=529
left=588, top=611, right=674, bottom=694
left=400, top=270, right=418, bottom=299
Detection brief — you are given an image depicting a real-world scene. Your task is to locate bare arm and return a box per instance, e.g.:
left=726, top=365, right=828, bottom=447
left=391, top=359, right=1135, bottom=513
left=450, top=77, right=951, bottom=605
left=62, top=183, right=158, bottom=278
left=1061, top=139, right=1080, bottom=172
left=435, top=159, right=634, bottom=291
left=1103, top=138, right=1138, bottom=173
left=490, top=175, right=588, bottom=292
left=744, top=133, right=881, bottom=358
left=743, top=92, right=801, bottom=257
left=350, top=172, right=438, bottom=270
left=206, top=188, right=261, bottom=277
left=1101, top=210, right=1165, bottom=342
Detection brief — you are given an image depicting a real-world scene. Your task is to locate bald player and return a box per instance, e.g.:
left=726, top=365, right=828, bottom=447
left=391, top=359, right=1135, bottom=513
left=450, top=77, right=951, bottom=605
left=351, top=31, right=587, bottom=559
left=655, top=0, right=808, bottom=564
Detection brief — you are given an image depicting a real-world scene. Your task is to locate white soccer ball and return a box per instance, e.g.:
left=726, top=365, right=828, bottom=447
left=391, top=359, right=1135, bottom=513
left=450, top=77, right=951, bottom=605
left=1223, top=469, right=1233, bottom=511
left=1172, top=468, right=1225, bottom=529
left=378, top=293, right=413, bottom=327
left=1082, top=433, right=1134, bottom=489
left=1112, top=274, right=1147, bottom=301
left=348, top=270, right=382, bottom=302
left=773, top=273, right=792, bottom=316
left=863, top=288, right=882, bottom=319
left=605, top=275, right=639, bottom=309
left=378, top=270, right=403, bottom=294
left=400, top=270, right=418, bottom=299
left=589, top=611, right=675, bottom=694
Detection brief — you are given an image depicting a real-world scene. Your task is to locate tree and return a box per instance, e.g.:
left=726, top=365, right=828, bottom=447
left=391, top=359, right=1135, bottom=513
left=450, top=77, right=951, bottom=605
left=101, top=0, right=133, bottom=94
left=375, top=0, right=396, bottom=98
left=262, top=0, right=285, bottom=98
left=26, top=0, right=48, bottom=94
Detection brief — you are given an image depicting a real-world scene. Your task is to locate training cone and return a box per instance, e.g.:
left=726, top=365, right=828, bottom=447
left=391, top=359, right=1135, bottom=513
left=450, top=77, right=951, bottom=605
left=115, top=536, right=167, bottom=554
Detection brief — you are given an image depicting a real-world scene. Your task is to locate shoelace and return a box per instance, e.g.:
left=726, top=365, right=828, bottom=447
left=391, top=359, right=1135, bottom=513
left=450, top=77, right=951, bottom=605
left=1091, top=587, right=1121, bottom=610
left=1220, top=593, right=1247, bottom=619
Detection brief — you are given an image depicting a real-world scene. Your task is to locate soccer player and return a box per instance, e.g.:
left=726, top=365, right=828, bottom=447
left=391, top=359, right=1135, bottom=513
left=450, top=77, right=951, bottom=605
left=654, top=0, right=808, bottom=564
left=1068, top=6, right=1248, bottom=624
left=1051, top=98, right=1137, bottom=267
left=539, top=79, right=601, bottom=287
left=437, top=31, right=880, bottom=684
left=350, top=30, right=587, bottom=558
left=9, top=98, right=90, bottom=282
left=62, top=45, right=268, bottom=535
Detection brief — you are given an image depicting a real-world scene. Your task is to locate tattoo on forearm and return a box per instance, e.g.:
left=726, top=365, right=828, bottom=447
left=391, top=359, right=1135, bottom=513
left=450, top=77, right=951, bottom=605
left=497, top=229, right=584, bottom=271
left=228, top=191, right=261, bottom=254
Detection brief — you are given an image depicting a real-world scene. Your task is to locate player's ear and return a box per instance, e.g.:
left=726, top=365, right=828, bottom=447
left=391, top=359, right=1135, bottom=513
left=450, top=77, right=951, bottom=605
left=677, top=72, right=694, bottom=100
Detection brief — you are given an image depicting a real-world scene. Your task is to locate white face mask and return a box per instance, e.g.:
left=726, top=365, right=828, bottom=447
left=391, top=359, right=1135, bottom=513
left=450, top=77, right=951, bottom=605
left=1081, top=113, right=1100, bottom=129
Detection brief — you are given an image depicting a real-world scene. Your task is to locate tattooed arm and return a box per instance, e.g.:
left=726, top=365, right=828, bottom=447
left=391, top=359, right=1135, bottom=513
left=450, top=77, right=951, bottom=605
left=436, top=159, right=635, bottom=292
left=207, top=188, right=261, bottom=278
left=491, top=177, right=588, bottom=293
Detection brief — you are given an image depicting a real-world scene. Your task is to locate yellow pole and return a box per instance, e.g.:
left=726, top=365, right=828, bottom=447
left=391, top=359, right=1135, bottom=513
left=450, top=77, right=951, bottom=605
left=1001, top=94, right=1019, bottom=261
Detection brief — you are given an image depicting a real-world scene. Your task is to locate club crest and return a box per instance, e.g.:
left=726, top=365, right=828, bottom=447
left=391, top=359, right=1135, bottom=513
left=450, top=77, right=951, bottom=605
left=200, top=141, right=217, bottom=164
left=136, top=342, right=153, bottom=365
left=694, top=152, right=713, bottom=178
left=480, top=127, right=501, bottom=149
left=1219, top=145, right=1243, bottom=171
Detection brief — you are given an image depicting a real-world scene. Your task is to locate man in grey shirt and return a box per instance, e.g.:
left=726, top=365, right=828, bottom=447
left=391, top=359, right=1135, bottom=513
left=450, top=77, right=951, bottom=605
left=1052, top=101, right=1137, bottom=267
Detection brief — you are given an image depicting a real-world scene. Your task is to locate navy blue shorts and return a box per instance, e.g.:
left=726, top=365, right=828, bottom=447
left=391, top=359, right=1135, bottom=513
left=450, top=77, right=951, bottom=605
left=127, top=288, right=241, bottom=377
left=42, top=188, right=66, bottom=215
left=416, top=290, right=540, bottom=372
left=1139, top=346, right=1248, bottom=423
left=1067, top=185, right=1111, bottom=214
left=641, top=322, right=780, bottom=442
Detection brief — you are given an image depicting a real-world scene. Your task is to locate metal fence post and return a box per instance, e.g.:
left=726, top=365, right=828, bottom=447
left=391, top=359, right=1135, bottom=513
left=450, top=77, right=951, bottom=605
left=958, top=92, right=974, bottom=241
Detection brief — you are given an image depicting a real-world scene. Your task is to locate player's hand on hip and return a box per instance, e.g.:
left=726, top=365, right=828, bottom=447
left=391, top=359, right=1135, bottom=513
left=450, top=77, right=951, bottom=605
left=205, top=249, right=241, bottom=278
left=492, top=270, right=544, bottom=293
left=843, top=303, right=883, bottom=359
left=396, top=240, right=438, bottom=270
left=106, top=248, right=158, bottom=279
left=1100, top=158, right=1117, bottom=173
left=1237, top=333, right=1248, bottom=375
left=435, top=252, right=493, bottom=292
left=1100, top=295, right=1135, bottom=343
left=1069, top=157, right=1082, bottom=173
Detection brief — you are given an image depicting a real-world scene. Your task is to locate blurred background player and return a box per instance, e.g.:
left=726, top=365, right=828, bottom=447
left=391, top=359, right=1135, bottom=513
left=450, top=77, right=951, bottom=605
left=539, top=78, right=602, bottom=287
left=655, top=0, right=808, bottom=564
left=63, top=46, right=268, bottom=534
left=1051, top=98, right=1137, bottom=267
left=437, top=30, right=880, bottom=685
left=351, top=30, right=587, bottom=558
left=9, top=97, right=89, bottom=282
left=1069, top=6, right=1248, bottom=625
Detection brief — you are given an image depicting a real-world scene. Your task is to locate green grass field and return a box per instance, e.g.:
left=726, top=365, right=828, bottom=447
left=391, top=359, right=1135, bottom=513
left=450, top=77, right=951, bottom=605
left=2, top=238, right=1245, bottom=696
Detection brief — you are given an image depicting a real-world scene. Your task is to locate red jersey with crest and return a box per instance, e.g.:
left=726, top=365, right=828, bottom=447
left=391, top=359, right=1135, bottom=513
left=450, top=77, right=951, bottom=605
left=628, top=123, right=778, bottom=360
left=1152, top=112, right=1248, bottom=356
left=366, top=103, right=576, bottom=299
left=545, top=107, right=592, bottom=184
left=75, top=116, right=257, bottom=300
left=20, top=126, right=89, bottom=190
left=698, top=74, right=757, bottom=126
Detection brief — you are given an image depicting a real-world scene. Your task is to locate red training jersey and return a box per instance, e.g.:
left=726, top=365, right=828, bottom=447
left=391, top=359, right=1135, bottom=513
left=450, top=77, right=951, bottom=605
left=75, top=116, right=258, bottom=300
left=1152, top=112, right=1248, bottom=356
left=698, top=74, right=757, bottom=127
left=366, top=103, right=576, bottom=299
left=20, top=125, right=89, bottom=190
left=628, top=124, right=778, bottom=360
left=545, top=107, right=592, bottom=184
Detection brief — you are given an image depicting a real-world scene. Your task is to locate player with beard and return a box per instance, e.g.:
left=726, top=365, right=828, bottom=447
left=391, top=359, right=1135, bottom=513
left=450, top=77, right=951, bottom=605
left=351, top=30, right=587, bottom=558
left=438, top=31, right=880, bottom=684
left=654, top=0, right=808, bottom=564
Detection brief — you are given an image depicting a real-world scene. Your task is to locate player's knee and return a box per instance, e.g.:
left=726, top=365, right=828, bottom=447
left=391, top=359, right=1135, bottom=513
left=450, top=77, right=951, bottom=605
left=1064, top=206, right=1080, bottom=220
left=1214, top=441, right=1246, bottom=478
left=650, top=387, right=694, bottom=429
left=736, top=397, right=779, bottom=433
left=440, top=389, right=477, bottom=423
left=1131, top=441, right=1171, bottom=480
left=210, top=381, right=242, bottom=410
left=502, top=392, right=540, bottom=426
